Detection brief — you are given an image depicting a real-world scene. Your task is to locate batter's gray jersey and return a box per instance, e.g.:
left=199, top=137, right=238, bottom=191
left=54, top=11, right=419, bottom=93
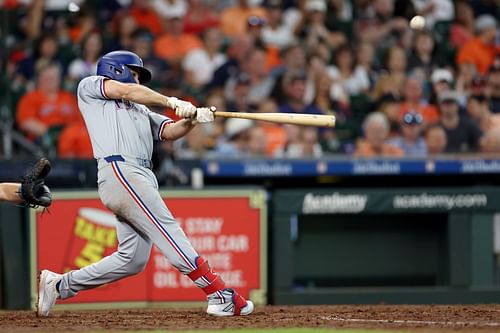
left=77, top=75, right=173, bottom=160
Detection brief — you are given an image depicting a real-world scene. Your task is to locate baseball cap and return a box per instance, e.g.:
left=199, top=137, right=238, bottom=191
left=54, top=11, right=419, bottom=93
left=247, top=15, right=267, bottom=27
left=305, top=0, right=326, bottom=12
left=225, top=118, right=254, bottom=139
left=402, top=111, right=423, bottom=125
left=475, top=14, right=497, bottom=33
left=431, top=68, right=453, bottom=84
left=438, top=91, right=460, bottom=104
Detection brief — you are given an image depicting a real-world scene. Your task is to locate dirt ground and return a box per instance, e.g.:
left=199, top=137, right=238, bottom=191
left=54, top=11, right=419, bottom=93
left=1, top=305, right=500, bottom=332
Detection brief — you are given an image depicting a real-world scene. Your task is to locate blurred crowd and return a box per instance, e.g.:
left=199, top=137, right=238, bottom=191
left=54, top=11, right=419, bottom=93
left=1, top=0, right=500, bottom=162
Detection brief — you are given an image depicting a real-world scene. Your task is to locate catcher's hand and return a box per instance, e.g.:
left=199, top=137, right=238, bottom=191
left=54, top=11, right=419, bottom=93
left=19, top=157, right=52, bottom=208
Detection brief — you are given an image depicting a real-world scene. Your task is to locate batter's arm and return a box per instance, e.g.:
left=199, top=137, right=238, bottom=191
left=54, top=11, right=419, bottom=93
left=160, top=119, right=195, bottom=141
left=103, top=79, right=179, bottom=109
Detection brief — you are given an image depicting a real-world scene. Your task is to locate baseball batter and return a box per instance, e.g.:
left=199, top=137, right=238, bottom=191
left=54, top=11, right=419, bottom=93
left=37, top=51, right=254, bottom=317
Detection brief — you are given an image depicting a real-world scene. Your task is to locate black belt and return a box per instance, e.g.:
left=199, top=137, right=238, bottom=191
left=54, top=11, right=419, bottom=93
left=103, top=155, right=153, bottom=169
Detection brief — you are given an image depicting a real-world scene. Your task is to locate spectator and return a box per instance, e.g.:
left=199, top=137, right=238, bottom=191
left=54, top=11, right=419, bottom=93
left=429, top=68, right=453, bottom=106
left=209, top=34, right=254, bottom=90
left=480, top=129, right=500, bottom=153
left=269, top=43, right=307, bottom=102
left=111, top=13, right=138, bottom=50
left=220, top=0, right=268, bottom=37
left=57, top=116, right=93, bottom=159
left=355, top=0, right=408, bottom=48
left=407, top=29, right=446, bottom=76
left=275, top=126, right=323, bottom=158
left=15, top=33, right=61, bottom=85
left=411, top=0, right=454, bottom=29
left=175, top=124, right=212, bottom=159
left=225, top=73, right=255, bottom=113
left=388, top=111, right=427, bottom=157
left=425, top=124, right=447, bottom=154
left=399, top=76, right=439, bottom=125
left=438, top=91, right=483, bottom=152
left=328, top=43, right=370, bottom=102
left=247, top=126, right=268, bottom=157
left=130, top=0, right=164, bottom=36
left=154, top=11, right=202, bottom=64
left=296, top=0, right=346, bottom=51
left=183, top=0, right=220, bottom=34
left=488, top=61, right=500, bottom=113
left=449, top=0, right=475, bottom=49
left=182, top=28, right=226, bottom=89
left=354, top=111, right=404, bottom=157
left=224, top=48, right=274, bottom=106
left=456, top=14, right=499, bottom=75
left=212, top=118, right=255, bottom=157
left=130, top=28, right=173, bottom=91
left=261, top=0, right=296, bottom=50
left=279, top=71, right=322, bottom=115
left=16, top=63, right=79, bottom=140
left=355, top=41, right=378, bottom=89
left=371, top=45, right=407, bottom=100
left=378, top=93, right=402, bottom=136
left=466, top=94, right=500, bottom=133
left=256, top=98, right=287, bottom=155
left=66, top=31, right=103, bottom=91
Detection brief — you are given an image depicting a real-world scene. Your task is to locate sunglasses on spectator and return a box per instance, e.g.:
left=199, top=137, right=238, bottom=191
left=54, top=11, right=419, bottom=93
left=402, top=113, right=423, bottom=125
left=247, top=16, right=267, bottom=27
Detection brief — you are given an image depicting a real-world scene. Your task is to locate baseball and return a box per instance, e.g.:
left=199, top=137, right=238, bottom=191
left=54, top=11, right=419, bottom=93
left=410, top=15, right=426, bottom=29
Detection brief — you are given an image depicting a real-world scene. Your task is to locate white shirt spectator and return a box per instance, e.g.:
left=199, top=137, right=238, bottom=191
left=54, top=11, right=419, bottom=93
left=182, top=49, right=226, bottom=86
left=327, top=65, right=370, bottom=99
left=412, top=0, right=454, bottom=28
left=152, top=0, right=187, bottom=19
left=261, top=26, right=296, bottom=49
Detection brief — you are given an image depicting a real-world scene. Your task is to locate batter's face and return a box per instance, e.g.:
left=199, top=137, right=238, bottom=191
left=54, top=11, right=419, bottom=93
left=130, top=69, right=140, bottom=84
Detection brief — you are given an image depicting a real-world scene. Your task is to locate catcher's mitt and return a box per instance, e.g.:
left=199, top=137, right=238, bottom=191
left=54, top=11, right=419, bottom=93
left=19, top=157, right=52, bottom=208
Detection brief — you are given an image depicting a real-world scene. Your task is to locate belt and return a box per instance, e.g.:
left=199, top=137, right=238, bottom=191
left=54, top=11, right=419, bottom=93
left=103, top=155, right=153, bottom=170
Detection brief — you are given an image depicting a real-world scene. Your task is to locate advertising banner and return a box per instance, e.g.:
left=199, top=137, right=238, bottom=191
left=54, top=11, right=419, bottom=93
left=32, top=190, right=267, bottom=308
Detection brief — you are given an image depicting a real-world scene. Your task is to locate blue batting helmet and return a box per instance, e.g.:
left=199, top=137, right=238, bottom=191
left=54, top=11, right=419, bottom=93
left=96, top=50, right=152, bottom=84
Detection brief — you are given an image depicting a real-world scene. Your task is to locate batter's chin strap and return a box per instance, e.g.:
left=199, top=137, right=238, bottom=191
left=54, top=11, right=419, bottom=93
left=187, top=257, right=226, bottom=295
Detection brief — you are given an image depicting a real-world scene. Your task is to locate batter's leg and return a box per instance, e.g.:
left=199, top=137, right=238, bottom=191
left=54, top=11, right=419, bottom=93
left=104, top=162, right=253, bottom=316
left=57, top=217, right=152, bottom=299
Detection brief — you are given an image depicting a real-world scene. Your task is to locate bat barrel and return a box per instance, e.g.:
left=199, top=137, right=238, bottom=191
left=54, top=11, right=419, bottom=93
left=214, top=111, right=336, bottom=128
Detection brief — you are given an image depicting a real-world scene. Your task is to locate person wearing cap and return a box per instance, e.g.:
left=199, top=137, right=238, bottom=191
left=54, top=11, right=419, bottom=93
left=438, top=91, right=483, bottom=152
left=353, top=111, right=404, bottom=157
left=220, top=0, right=268, bottom=38
left=456, top=14, right=499, bottom=75
left=211, top=118, right=255, bottom=157
left=278, top=71, right=322, bottom=115
left=154, top=9, right=202, bottom=64
left=226, top=73, right=255, bottom=113
left=388, top=111, right=427, bottom=157
left=430, top=68, right=453, bottom=104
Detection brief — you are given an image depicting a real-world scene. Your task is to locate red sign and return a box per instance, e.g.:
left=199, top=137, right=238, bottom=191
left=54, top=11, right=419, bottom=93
left=35, top=191, right=266, bottom=305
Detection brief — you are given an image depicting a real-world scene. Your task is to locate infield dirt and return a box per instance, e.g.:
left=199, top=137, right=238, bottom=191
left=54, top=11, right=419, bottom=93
left=1, top=305, right=499, bottom=332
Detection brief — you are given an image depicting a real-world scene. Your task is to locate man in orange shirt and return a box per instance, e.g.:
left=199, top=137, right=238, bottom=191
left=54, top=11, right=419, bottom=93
left=456, top=14, right=499, bottom=75
left=354, top=111, right=404, bottom=157
left=57, top=115, right=93, bottom=159
left=154, top=12, right=202, bottom=64
left=220, top=0, right=268, bottom=38
left=399, top=76, right=439, bottom=125
left=16, top=64, right=79, bottom=141
left=130, top=0, right=163, bottom=35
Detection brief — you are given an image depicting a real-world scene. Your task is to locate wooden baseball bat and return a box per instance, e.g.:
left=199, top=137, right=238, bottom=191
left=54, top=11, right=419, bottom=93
left=214, top=111, right=336, bottom=127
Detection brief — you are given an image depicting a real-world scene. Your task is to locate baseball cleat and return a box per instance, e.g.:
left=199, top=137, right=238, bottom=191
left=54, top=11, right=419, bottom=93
left=37, top=269, right=61, bottom=317
left=206, top=288, right=254, bottom=317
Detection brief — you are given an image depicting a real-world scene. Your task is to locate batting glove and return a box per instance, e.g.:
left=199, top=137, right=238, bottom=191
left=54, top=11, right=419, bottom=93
left=169, top=97, right=197, bottom=118
left=195, top=106, right=216, bottom=124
